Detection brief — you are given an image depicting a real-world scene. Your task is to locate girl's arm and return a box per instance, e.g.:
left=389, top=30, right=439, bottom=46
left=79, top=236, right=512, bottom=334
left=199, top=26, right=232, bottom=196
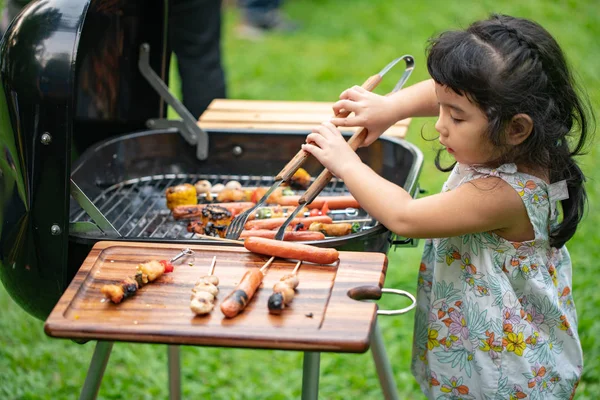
left=341, top=163, right=529, bottom=239
left=329, top=79, right=439, bottom=146
left=302, top=122, right=531, bottom=240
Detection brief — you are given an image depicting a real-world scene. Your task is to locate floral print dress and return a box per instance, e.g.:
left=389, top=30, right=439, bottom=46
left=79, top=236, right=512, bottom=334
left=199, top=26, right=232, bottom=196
left=411, top=163, right=583, bottom=400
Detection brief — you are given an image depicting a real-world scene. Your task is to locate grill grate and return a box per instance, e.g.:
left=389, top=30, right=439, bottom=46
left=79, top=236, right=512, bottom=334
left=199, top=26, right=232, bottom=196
left=70, top=174, right=374, bottom=239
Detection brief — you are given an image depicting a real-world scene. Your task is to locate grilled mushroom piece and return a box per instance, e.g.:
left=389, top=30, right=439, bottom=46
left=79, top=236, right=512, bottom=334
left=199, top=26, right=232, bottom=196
left=195, top=180, right=213, bottom=201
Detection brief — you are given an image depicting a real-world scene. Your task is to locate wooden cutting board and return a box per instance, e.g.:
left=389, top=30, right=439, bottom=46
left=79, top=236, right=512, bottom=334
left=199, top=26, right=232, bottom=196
left=45, top=241, right=388, bottom=353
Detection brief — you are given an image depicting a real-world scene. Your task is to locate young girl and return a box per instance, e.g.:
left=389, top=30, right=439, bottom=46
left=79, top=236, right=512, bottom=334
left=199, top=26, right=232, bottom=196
left=302, top=14, right=592, bottom=400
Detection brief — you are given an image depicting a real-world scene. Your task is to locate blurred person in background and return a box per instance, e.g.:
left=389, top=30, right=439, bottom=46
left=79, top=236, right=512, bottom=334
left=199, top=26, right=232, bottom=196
left=236, top=0, right=299, bottom=39
left=1, top=0, right=226, bottom=119
left=169, top=0, right=227, bottom=118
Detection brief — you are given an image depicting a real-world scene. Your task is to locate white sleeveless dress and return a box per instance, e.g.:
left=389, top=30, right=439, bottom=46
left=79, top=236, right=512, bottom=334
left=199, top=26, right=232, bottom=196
left=411, top=163, right=583, bottom=400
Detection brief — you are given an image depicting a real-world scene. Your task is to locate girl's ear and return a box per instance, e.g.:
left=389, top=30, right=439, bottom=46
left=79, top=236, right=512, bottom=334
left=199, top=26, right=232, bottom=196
left=507, top=114, right=534, bottom=145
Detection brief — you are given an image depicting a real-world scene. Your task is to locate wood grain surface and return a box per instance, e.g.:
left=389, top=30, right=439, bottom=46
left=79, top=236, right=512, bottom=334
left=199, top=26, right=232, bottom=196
left=198, top=99, right=411, bottom=138
left=45, top=241, right=388, bottom=353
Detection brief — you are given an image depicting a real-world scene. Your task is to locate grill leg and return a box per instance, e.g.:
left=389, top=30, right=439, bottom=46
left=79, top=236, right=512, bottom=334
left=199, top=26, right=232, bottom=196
left=79, top=341, right=114, bottom=400
left=371, top=321, right=400, bottom=400
left=168, top=345, right=181, bottom=400
left=301, top=351, right=320, bottom=400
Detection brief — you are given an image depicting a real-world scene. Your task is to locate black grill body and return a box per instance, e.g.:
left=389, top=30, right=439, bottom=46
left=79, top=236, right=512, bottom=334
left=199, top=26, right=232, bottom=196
left=0, top=0, right=169, bottom=320
left=0, top=0, right=423, bottom=322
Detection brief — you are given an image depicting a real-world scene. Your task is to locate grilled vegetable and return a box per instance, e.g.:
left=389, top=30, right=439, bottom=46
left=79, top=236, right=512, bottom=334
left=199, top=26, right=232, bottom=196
left=165, top=183, right=197, bottom=210
left=288, top=167, right=311, bottom=189
left=200, top=205, right=233, bottom=238
left=308, top=222, right=353, bottom=237
left=190, top=280, right=219, bottom=315
left=216, top=188, right=245, bottom=202
left=194, top=180, right=213, bottom=201
left=268, top=273, right=300, bottom=315
left=250, top=187, right=284, bottom=204
left=100, top=260, right=166, bottom=304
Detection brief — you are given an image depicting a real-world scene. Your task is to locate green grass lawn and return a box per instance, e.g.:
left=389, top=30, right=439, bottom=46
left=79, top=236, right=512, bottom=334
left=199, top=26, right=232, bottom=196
left=1, top=1, right=599, bottom=399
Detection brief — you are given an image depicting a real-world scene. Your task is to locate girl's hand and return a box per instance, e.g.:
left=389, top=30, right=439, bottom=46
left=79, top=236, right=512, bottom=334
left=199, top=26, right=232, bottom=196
left=329, top=86, right=398, bottom=146
left=301, top=121, right=362, bottom=180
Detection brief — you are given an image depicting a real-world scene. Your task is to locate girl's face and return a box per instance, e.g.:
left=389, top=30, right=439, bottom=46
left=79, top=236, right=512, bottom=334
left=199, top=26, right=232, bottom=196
left=434, top=84, right=500, bottom=165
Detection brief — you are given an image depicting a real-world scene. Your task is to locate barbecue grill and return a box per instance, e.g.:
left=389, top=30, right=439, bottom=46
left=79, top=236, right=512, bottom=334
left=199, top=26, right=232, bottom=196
left=0, top=0, right=423, bottom=326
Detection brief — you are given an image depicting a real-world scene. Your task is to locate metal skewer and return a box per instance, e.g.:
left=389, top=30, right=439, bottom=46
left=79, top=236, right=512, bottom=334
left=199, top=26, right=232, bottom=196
left=170, top=248, right=194, bottom=263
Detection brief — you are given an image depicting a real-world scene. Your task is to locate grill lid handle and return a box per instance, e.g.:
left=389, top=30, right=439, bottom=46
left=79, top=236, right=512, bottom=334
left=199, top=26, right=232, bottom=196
left=138, top=43, right=209, bottom=160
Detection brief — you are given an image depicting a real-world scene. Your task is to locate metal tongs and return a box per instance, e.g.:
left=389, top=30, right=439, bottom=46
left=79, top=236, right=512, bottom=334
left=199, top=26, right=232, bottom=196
left=225, top=55, right=415, bottom=240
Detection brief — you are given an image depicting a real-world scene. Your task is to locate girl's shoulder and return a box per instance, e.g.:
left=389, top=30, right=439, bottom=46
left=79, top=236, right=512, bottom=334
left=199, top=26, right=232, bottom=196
left=450, top=163, right=551, bottom=196
left=453, top=163, right=568, bottom=239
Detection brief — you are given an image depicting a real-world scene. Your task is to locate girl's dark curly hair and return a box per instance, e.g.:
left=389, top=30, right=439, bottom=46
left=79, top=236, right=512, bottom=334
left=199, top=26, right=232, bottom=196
left=426, top=14, right=594, bottom=248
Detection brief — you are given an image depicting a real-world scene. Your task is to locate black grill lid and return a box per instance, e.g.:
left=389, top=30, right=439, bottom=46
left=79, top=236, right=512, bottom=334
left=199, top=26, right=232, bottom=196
left=0, top=0, right=169, bottom=319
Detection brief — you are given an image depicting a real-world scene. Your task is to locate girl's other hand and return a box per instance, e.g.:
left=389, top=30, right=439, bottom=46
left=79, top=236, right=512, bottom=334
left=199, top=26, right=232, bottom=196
left=329, top=86, right=397, bottom=146
left=302, top=121, right=362, bottom=180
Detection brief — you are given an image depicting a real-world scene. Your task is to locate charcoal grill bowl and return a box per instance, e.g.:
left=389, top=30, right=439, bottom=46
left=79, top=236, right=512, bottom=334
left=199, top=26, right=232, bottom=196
left=69, top=128, right=423, bottom=255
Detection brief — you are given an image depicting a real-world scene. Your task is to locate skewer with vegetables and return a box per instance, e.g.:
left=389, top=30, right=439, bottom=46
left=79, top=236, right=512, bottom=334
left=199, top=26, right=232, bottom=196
left=100, top=248, right=193, bottom=304
left=190, top=256, right=219, bottom=315
left=267, top=261, right=302, bottom=315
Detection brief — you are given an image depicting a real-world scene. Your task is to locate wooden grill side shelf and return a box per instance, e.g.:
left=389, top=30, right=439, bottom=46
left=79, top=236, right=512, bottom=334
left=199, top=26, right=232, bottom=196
left=45, top=241, right=386, bottom=352
left=44, top=241, right=405, bottom=400
left=198, top=99, right=411, bottom=138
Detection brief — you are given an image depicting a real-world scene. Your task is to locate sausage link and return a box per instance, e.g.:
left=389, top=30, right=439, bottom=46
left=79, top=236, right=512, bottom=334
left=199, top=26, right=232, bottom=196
left=276, top=195, right=360, bottom=210
left=239, top=230, right=325, bottom=241
left=244, top=216, right=332, bottom=231
left=172, top=202, right=255, bottom=219
left=220, top=268, right=264, bottom=318
left=244, top=237, right=339, bottom=265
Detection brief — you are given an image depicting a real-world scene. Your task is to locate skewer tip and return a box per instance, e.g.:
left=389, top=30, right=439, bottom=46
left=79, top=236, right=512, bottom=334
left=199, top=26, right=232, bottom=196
left=259, top=256, right=276, bottom=273
left=208, top=255, right=217, bottom=276
left=292, top=260, right=302, bottom=275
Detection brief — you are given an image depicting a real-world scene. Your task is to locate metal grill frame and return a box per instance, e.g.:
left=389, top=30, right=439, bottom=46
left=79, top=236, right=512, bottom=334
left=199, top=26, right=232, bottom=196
left=70, top=173, right=373, bottom=241
left=68, top=128, right=423, bottom=253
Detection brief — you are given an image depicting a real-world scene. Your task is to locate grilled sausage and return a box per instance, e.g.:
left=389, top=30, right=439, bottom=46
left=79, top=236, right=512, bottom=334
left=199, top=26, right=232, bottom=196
left=247, top=206, right=305, bottom=220
left=276, top=195, right=360, bottom=210
left=239, top=229, right=325, bottom=241
left=172, top=202, right=255, bottom=220
left=244, top=237, right=339, bottom=265
left=220, top=268, right=264, bottom=318
left=244, top=216, right=332, bottom=231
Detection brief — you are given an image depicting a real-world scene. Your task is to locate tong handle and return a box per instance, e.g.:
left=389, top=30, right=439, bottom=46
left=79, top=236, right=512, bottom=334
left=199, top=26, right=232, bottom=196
left=298, top=127, right=368, bottom=205
left=274, top=73, right=382, bottom=182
